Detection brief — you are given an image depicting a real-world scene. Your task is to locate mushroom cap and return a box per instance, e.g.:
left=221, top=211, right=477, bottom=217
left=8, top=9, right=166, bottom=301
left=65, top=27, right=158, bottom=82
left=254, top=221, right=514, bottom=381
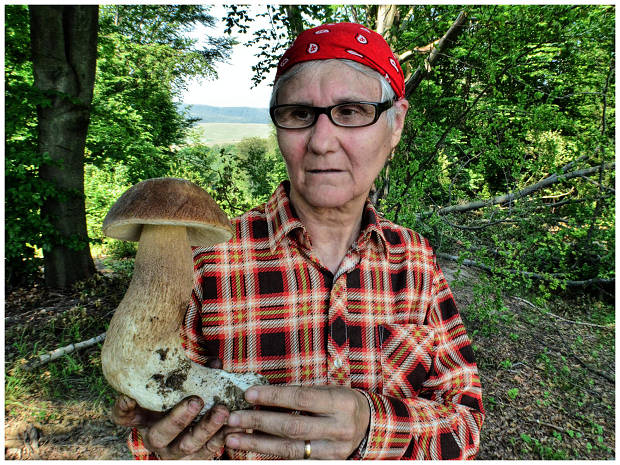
left=102, top=178, right=233, bottom=246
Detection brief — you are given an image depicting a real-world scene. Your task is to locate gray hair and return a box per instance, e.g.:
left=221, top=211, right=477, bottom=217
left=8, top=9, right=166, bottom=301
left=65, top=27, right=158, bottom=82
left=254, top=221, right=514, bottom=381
left=270, top=59, right=397, bottom=128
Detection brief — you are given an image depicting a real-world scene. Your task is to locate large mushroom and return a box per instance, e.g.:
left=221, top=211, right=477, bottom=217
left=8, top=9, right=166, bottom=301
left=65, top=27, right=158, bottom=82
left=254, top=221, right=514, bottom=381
left=100, top=177, right=266, bottom=413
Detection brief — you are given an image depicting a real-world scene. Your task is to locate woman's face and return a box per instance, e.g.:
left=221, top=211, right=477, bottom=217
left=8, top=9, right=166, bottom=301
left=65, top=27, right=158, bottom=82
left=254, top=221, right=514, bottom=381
left=276, top=61, right=408, bottom=212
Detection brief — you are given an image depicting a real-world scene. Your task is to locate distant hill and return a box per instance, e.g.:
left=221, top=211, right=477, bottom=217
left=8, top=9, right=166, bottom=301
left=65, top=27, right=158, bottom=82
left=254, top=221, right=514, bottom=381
left=180, top=104, right=270, bottom=124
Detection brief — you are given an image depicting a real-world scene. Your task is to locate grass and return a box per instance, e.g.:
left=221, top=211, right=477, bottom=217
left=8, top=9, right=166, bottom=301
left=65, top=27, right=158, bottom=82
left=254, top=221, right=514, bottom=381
left=5, top=272, right=129, bottom=410
left=193, top=122, right=273, bottom=146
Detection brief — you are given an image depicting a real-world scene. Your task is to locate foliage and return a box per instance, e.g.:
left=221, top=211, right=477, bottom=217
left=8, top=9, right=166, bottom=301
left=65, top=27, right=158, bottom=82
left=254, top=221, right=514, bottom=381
left=383, top=5, right=615, bottom=294
left=87, top=5, right=234, bottom=183
left=4, top=5, right=54, bottom=283
left=5, top=5, right=234, bottom=284
left=223, top=5, right=344, bottom=86
left=168, top=135, right=285, bottom=218
left=236, top=136, right=288, bottom=203
left=7, top=4, right=614, bottom=300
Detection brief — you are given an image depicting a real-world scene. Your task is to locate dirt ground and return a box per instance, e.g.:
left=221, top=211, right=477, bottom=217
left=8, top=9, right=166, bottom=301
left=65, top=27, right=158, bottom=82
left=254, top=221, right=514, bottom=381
left=4, top=259, right=615, bottom=460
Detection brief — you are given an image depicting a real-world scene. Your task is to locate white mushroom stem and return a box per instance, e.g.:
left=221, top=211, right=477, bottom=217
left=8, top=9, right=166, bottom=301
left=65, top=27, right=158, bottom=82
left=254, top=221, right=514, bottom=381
left=101, top=224, right=265, bottom=413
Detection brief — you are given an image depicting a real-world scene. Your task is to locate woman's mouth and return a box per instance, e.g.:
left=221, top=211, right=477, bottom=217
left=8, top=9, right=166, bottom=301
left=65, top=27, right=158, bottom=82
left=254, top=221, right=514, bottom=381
left=308, top=169, right=342, bottom=173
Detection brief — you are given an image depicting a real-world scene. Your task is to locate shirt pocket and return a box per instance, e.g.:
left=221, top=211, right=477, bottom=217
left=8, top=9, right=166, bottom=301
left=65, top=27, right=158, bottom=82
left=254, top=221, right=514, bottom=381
left=376, top=323, right=436, bottom=399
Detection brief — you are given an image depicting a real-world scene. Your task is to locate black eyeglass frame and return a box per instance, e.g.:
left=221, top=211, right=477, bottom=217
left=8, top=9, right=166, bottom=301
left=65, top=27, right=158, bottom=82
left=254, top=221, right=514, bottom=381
left=269, top=99, right=395, bottom=129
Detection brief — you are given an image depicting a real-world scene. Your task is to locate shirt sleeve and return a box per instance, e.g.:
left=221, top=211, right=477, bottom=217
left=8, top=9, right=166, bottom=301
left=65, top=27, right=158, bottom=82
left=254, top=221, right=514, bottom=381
left=357, top=258, right=485, bottom=460
left=127, top=428, right=159, bottom=460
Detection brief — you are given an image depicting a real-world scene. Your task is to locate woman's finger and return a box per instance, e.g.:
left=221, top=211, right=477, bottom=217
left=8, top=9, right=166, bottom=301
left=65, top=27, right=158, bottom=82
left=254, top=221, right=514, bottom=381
left=173, top=404, right=229, bottom=456
left=244, top=385, right=336, bottom=414
left=226, top=431, right=317, bottom=459
left=111, top=395, right=164, bottom=428
left=144, top=396, right=203, bottom=450
left=204, top=427, right=227, bottom=457
left=227, top=408, right=332, bottom=440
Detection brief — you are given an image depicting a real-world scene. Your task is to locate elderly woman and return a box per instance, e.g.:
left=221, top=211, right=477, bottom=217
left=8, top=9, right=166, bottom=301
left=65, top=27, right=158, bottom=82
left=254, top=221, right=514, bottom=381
left=113, top=22, right=484, bottom=460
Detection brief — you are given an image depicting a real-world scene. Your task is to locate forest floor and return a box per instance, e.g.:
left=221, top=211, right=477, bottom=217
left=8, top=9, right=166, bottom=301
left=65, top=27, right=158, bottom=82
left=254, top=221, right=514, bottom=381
left=4, top=258, right=615, bottom=460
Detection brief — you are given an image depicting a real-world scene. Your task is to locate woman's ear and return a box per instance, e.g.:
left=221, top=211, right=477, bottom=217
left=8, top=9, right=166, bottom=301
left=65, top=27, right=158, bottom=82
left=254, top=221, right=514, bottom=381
left=390, top=98, right=409, bottom=148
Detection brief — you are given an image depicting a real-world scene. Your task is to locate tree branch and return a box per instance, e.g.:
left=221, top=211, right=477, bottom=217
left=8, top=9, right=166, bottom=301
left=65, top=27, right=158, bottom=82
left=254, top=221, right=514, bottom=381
left=404, top=10, right=468, bottom=97
left=418, top=162, right=614, bottom=219
left=514, top=297, right=613, bottom=329
left=437, top=252, right=615, bottom=287
left=25, top=332, right=106, bottom=370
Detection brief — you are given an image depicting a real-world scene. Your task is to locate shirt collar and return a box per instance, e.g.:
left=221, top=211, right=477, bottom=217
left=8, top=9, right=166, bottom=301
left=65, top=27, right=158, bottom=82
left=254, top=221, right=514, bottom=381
left=265, top=180, right=388, bottom=253
left=266, top=181, right=305, bottom=251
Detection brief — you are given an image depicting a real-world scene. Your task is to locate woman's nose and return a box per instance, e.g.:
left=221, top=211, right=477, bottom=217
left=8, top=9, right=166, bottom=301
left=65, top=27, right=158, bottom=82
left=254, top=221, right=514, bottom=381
left=307, top=113, right=338, bottom=155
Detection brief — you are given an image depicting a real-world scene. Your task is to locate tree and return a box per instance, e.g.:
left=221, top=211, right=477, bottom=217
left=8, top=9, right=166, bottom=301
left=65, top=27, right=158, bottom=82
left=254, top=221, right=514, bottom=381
left=29, top=5, right=99, bottom=288
left=6, top=5, right=233, bottom=286
left=236, top=136, right=287, bottom=202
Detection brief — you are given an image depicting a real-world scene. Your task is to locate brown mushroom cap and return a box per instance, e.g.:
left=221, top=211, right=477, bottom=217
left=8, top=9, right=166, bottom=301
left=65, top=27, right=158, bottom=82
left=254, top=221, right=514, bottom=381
left=102, top=178, right=233, bottom=246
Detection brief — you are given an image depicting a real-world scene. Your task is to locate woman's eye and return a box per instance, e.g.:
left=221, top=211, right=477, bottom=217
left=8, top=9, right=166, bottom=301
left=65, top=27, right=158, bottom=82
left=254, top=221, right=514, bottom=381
left=291, top=108, right=312, bottom=120
left=338, top=105, right=361, bottom=116
left=334, top=104, right=373, bottom=121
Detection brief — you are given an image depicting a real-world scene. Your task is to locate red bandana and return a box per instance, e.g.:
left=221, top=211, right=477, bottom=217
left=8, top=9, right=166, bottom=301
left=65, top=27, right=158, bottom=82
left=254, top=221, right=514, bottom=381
left=275, top=22, right=405, bottom=99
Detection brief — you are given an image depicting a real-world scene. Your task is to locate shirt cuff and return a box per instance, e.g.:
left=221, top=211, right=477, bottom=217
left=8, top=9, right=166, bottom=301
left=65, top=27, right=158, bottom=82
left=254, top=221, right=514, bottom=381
left=356, top=390, right=411, bottom=460
left=127, top=428, right=159, bottom=460
left=348, top=392, right=370, bottom=460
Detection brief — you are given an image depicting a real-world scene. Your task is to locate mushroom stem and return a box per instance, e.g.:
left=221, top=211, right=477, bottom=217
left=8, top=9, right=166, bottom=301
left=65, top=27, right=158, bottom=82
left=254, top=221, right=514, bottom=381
left=102, top=224, right=266, bottom=413
left=111, top=224, right=193, bottom=339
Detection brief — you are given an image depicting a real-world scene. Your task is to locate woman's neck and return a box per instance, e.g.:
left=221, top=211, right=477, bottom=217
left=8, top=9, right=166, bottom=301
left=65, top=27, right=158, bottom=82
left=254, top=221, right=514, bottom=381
left=290, top=188, right=366, bottom=274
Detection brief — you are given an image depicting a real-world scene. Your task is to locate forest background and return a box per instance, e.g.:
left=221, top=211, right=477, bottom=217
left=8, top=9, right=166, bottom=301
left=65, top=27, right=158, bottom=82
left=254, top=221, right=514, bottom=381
left=5, top=4, right=615, bottom=460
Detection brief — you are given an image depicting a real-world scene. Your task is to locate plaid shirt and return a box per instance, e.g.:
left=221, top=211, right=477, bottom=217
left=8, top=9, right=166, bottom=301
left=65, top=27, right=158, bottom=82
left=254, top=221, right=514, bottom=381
left=129, top=181, right=484, bottom=460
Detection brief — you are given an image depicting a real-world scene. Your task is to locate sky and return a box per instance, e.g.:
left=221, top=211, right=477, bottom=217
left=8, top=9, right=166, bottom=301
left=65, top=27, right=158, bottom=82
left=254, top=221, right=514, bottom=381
left=181, top=4, right=275, bottom=109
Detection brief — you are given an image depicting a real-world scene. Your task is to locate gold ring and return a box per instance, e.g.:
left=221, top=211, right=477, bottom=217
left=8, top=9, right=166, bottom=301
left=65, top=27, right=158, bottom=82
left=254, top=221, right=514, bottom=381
left=303, top=440, right=312, bottom=459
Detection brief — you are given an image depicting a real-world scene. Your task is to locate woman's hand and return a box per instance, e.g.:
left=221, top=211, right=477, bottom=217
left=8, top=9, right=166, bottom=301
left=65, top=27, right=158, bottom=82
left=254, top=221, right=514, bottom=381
left=224, top=385, right=370, bottom=460
left=112, top=394, right=229, bottom=459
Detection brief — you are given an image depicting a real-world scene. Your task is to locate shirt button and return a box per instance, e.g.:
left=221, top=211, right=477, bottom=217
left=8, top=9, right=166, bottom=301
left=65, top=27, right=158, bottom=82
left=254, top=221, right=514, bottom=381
left=334, top=357, right=343, bottom=369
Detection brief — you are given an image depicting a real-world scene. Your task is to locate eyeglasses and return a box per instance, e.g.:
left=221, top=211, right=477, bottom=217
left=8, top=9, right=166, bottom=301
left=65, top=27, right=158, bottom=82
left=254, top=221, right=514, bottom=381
left=270, top=100, right=394, bottom=129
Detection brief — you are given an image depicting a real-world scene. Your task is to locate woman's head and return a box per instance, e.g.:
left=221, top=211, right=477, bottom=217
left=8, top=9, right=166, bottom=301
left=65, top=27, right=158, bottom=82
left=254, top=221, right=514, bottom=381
left=271, top=23, right=408, bottom=212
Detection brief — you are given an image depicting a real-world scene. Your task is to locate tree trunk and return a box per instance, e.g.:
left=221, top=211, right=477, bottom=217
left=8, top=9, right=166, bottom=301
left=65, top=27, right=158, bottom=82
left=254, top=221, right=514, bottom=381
left=29, top=5, right=98, bottom=288
left=285, top=5, right=305, bottom=37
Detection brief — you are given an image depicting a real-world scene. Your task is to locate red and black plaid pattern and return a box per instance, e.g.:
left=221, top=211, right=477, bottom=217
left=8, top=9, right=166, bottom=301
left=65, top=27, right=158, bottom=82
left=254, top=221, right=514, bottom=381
left=129, top=181, right=484, bottom=460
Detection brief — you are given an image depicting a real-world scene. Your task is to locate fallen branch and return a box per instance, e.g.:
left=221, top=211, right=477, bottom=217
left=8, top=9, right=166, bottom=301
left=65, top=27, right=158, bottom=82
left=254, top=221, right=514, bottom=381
left=538, top=334, right=615, bottom=385
left=513, top=297, right=614, bottom=329
left=419, top=162, right=614, bottom=219
left=525, top=418, right=572, bottom=434
left=25, top=332, right=106, bottom=370
left=437, top=252, right=615, bottom=287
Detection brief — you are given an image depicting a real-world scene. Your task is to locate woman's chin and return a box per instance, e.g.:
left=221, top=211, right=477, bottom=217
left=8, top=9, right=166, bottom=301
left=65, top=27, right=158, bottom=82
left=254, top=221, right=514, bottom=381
left=297, top=186, right=365, bottom=210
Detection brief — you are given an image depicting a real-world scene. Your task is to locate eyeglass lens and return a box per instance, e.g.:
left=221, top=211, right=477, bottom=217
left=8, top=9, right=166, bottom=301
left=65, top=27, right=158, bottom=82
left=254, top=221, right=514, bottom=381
left=273, top=103, right=379, bottom=128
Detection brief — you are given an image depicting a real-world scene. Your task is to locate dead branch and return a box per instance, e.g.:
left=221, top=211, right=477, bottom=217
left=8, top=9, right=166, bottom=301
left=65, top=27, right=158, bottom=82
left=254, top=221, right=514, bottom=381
left=404, top=10, right=469, bottom=97
left=25, top=332, right=106, bottom=370
left=525, top=418, right=572, bottom=434
left=535, top=197, right=590, bottom=210
left=437, top=252, right=615, bottom=287
left=441, top=217, right=516, bottom=231
left=579, top=175, right=615, bottom=193
left=399, top=39, right=441, bottom=63
left=419, top=162, right=614, bottom=219
left=514, top=297, right=613, bottom=329
left=538, top=334, right=615, bottom=384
